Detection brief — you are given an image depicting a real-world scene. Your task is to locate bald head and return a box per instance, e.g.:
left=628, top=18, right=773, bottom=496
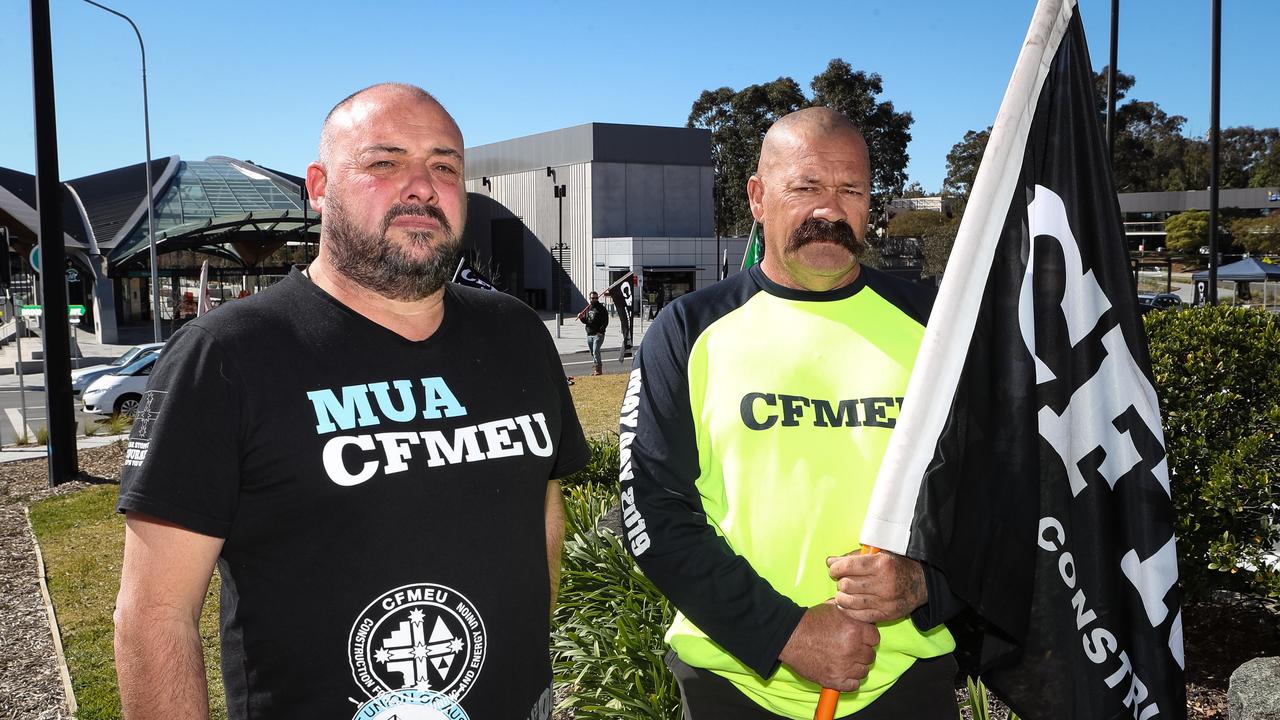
left=757, top=107, right=867, bottom=177
left=318, top=83, right=459, bottom=166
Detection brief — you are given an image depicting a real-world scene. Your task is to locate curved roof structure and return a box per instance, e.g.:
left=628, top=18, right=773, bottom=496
left=0, top=155, right=317, bottom=274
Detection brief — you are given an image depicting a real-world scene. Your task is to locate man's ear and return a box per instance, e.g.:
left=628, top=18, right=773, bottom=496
left=305, top=162, right=327, bottom=214
left=747, top=174, right=765, bottom=221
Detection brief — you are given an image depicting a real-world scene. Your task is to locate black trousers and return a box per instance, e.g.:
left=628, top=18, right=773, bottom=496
left=666, top=652, right=959, bottom=720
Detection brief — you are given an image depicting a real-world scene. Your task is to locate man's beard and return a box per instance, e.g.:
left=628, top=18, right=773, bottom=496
left=784, top=217, right=865, bottom=254
left=322, top=194, right=463, bottom=301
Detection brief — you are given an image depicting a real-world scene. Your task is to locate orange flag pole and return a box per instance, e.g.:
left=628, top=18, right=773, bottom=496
left=813, top=546, right=879, bottom=720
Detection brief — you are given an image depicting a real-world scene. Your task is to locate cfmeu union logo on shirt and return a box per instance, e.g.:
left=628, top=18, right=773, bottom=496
left=305, top=376, right=555, bottom=486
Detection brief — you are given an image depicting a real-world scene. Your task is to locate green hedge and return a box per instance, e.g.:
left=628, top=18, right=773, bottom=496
left=1146, top=305, right=1280, bottom=599
left=561, top=434, right=621, bottom=489
left=552, top=482, right=679, bottom=719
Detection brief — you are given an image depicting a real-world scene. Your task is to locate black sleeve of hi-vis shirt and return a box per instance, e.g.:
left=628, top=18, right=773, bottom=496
left=620, top=305, right=806, bottom=680
left=116, top=325, right=243, bottom=538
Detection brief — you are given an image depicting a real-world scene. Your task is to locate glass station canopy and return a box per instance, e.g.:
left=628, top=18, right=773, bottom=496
left=110, top=156, right=315, bottom=269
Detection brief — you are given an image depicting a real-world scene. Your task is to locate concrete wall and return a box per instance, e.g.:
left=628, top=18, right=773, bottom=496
left=591, top=163, right=713, bottom=238
left=1119, top=187, right=1280, bottom=214
left=464, top=162, right=593, bottom=310
left=591, top=236, right=750, bottom=296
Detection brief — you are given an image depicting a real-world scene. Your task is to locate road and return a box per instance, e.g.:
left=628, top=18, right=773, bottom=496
left=560, top=349, right=635, bottom=377
left=0, top=384, right=102, bottom=445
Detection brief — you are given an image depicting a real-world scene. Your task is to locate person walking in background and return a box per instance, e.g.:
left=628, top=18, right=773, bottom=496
left=577, top=290, right=609, bottom=375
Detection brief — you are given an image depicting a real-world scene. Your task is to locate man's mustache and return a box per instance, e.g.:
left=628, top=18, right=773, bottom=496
left=381, top=203, right=453, bottom=236
left=786, top=217, right=864, bottom=253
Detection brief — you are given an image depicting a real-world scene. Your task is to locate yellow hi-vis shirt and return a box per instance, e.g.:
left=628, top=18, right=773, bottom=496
left=619, top=264, right=954, bottom=719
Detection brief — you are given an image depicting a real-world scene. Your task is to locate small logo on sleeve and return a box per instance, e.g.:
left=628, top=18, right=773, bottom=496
left=123, top=391, right=167, bottom=468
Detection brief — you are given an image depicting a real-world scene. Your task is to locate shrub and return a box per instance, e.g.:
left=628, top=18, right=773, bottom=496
left=561, top=434, right=620, bottom=489
left=35, top=426, right=49, bottom=445
left=553, top=482, right=679, bottom=719
left=1163, top=210, right=1210, bottom=252
left=888, top=209, right=950, bottom=239
left=84, top=421, right=101, bottom=437
left=106, top=413, right=133, bottom=436
left=1146, top=305, right=1280, bottom=599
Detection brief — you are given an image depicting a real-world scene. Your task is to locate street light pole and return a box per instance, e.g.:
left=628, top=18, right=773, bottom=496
left=1207, top=0, right=1221, bottom=306
left=81, top=0, right=161, bottom=341
left=30, top=0, right=79, bottom=483
left=1105, top=0, right=1119, bottom=156
left=554, top=183, right=567, bottom=337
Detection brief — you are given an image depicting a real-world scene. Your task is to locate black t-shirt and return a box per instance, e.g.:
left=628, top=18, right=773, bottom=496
left=117, top=269, right=590, bottom=720
left=581, top=302, right=608, bottom=335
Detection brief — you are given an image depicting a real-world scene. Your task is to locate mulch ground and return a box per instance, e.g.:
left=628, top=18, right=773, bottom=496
left=0, top=442, right=123, bottom=720
left=0, top=441, right=1275, bottom=719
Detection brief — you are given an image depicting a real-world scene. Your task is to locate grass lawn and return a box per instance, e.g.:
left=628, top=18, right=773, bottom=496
left=29, top=485, right=225, bottom=720
left=569, top=372, right=629, bottom=438
left=26, top=373, right=629, bottom=718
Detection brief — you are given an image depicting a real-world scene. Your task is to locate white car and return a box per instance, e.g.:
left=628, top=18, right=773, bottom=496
left=71, top=342, right=164, bottom=395
left=81, top=351, right=162, bottom=417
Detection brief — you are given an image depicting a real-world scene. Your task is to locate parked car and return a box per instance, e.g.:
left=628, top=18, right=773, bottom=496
left=70, top=342, right=163, bottom=396
left=1137, top=292, right=1183, bottom=314
left=81, top=351, right=161, bottom=417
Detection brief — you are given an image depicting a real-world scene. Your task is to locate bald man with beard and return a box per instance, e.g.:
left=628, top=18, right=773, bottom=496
left=114, top=83, right=589, bottom=720
left=621, top=108, right=963, bottom=719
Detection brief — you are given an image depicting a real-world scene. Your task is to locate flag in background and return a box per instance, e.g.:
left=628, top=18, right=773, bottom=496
left=721, top=248, right=730, bottom=280
left=742, top=221, right=764, bottom=270
left=196, top=260, right=212, bottom=317
left=452, top=255, right=498, bottom=291
left=860, top=1, right=1184, bottom=718
left=605, top=271, right=635, bottom=352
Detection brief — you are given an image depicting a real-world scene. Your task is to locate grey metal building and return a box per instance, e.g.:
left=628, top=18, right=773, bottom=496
left=1119, top=187, right=1280, bottom=248
left=462, top=123, right=721, bottom=312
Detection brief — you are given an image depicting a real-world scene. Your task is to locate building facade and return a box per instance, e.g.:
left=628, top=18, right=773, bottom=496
left=462, top=123, right=729, bottom=312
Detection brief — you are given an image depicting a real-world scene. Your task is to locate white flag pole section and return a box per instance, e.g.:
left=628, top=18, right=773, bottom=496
left=196, top=260, right=212, bottom=317
left=860, top=0, right=1076, bottom=554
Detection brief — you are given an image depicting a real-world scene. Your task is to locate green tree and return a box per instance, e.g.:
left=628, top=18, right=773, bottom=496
left=1250, top=140, right=1280, bottom=188
left=943, top=127, right=990, bottom=199
left=809, top=59, right=914, bottom=208
left=689, top=80, right=805, bottom=237
left=899, top=181, right=929, bottom=198
left=1092, top=65, right=1136, bottom=121
left=1221, top=126, right=1280, bottom=189
left=1164, top=210, right=1210, bottom=252
left=888, top=209, right=949, bottom=239
left=1231, top=214, right=1280, bottom=254
left=920, top=220, right=960, bottom=278
left=688, top=59, right=914, bottom=236
left=1110, top=101, right=1205, bottom=192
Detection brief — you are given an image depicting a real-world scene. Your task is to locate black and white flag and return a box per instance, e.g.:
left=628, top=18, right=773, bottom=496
left=861, top=2, right=1185, bottom=718
left=451, top=255, right=497, bottom=291
left=604, top=272, right=635, bottom=352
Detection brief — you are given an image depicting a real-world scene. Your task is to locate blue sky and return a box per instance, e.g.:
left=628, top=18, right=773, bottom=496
left=0, top=0, right=1275, bottom=193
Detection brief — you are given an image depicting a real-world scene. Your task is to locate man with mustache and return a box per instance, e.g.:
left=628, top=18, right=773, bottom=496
left=114, top=83, right=589, bottom=720
left=622, top=108, right=960, bottom=718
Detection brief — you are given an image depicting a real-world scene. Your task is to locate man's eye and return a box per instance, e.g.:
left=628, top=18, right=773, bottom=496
left=435, top=164, right=459, bottom=175
left=369, top=160, right=395, bottom=169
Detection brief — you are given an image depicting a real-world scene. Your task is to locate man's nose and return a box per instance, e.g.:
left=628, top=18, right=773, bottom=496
left=812, top=192, right=846, bottom=224
left=402, top=165, right=439, bottom=205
